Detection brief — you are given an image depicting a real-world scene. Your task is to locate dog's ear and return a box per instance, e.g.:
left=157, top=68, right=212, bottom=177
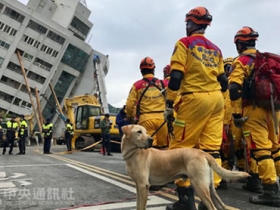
left=122, top=125, right=133, bottom=138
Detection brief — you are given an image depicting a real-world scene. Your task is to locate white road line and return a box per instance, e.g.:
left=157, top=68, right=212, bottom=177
left=0, top=163, right=66, bottom=168
left=65, top=164, right=172, bottom=210
left=0, top=172, right=6, bottom=178
left=0, top=182, right=16, bottom=188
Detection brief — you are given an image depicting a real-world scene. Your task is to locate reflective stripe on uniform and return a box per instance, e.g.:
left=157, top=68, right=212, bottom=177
left=174, top=120, right=185, bottom=127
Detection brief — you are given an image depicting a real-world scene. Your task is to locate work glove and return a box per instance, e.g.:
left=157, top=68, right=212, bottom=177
left=164, top=108, right=174, bottom=122
left=233, top=114, right=248, bottom=128
left=164, top=100, right=174, bottom=122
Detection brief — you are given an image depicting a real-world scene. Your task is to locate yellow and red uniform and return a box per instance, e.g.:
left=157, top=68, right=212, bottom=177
left=229, top=48, right=280, bottom=184
left=166, top=33, right=224, bottom=187
left=126, top=74, right=169, bottom=148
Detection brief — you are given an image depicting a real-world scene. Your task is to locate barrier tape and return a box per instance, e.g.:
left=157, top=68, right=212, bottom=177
left=55, top=140, right=121, bottom=155
left=57, top=188, right=174, bottom=210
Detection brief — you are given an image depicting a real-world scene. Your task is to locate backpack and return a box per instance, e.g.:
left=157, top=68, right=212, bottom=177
left=135, top=78, right=165, bottom=119
left=242, top=50, right=280, bottom=110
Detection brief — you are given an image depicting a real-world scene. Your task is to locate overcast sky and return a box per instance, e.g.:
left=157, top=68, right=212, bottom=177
left=18, top=0, right=280, bottom=108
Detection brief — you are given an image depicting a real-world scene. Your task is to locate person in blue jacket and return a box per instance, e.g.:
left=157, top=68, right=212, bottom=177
left=116, top=105, right=130, bottom=139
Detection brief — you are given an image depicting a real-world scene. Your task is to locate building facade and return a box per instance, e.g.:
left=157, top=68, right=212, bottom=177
left=0, top=0, right=109, bottom=136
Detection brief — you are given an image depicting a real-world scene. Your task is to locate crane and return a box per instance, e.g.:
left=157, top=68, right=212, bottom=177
left=92, top=54, right=109, bottom=114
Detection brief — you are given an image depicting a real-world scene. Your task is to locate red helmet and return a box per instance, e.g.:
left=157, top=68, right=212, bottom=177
left=163, top=64, right=171, bottom=74
left=234, top=26, right=259, bottom=43
left=140, top=57, right=155, bottom=70
left=185, top=6, right=212, bottom=26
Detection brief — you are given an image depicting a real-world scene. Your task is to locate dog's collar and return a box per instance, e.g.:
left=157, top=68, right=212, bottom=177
left=123, top=146, right=140, bottom=161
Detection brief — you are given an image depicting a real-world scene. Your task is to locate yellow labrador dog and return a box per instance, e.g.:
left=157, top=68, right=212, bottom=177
left=121, top=124, right=250, bottom=210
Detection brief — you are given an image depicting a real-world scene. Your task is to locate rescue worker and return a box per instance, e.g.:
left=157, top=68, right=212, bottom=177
left=125, top=57, right=168, bottom=149
left=229, top=26, right=280, bottom=207
left=219, top=58, right=235, bottom=190
left=126, top=57, right=169, bottom=191
left=65, top=119, right=74, bottom=152
left=100, top=113, right=113, bottom=156
left=17, top=114, right=28, bottom=155
left=163, top=64, right=171, bottom=80
left=42, top=118, right=53, bottom=154
left=164, top=7, right=227, bottom=210
left=4, top=115, right=19, bottom=155
left=116, top=105, right=130, bottom=139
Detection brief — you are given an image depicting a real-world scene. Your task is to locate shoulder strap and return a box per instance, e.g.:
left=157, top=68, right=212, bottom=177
left=136, top=78, right=165, bottom=118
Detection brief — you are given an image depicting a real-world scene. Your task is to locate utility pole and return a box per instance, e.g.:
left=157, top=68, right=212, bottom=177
left=16, top=50, right=43, bottom=136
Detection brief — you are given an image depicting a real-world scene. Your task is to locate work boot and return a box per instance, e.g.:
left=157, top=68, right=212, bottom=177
left=249, top=183, right=280, bottom=207
left=242, top=173, right=263, bottom=193
left=107, top=153, right=113, bottom=156
left=166, top=187, right=196, bottom=210
left=217, top=179, right=228, bottom=190
left=198, top=202, right=207, bottom=210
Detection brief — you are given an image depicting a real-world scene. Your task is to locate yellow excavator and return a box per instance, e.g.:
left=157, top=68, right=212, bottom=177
left=63, top=94, right=120, bottom=151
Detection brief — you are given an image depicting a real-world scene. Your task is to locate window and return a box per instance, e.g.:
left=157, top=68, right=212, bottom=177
left=22, top=52, right=34, bottom=62
left=40, top=44, right=47, bottom=52
left=13, top=98, right=21, bottom=106
left=52, top=50, right=58, bottom=58
left=4, top=7, right=25, bottom=23
left=27, top=71, right=46, bottom=84
left=33, top=58, right=52, bottom=71
left=34, top=40, right=40, bottom=48
left=27, top=20, right=48, bottom=34
left=0, top=22, right=4, bottom=30
left=23, top=35, right=40, bottom=48
left=3, top=25, right=11, bottom=34
left=70, top=16, right=90, bottom=36
left=46, top=48, right=53, bottom=55
left=0, top=40, right=10, bottom=50
left=61, top=44, right=89, bottom=72
left=0, top=23, right=17, bottom=36
left=27, top=37, right=34, bottom=45
left=40, top=45, right=58, bottom=57
left=0, top=76, right=21, bottom=89
left=47, top=30, right=65, bottom=45
left=7, top=62, right=23, bottom=75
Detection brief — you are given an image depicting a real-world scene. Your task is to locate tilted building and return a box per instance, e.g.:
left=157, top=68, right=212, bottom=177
left=0, top=0, right=109, bottom=136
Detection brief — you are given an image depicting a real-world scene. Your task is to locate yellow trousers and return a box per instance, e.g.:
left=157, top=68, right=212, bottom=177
left=140, top=118, right=168, bottom=148
left=170, top=91, right=224, bottom=187
left=242, top=105, right=280, bottom=184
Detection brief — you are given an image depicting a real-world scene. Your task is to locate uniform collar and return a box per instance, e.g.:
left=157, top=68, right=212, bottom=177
left=190, top=33, right=205, bottom=37
left=241, top=48, right=257, bottom=54
left=143, top=74, right=154, bottom=79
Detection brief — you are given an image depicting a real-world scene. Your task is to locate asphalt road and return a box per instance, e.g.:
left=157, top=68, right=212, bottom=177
left=0, top=145, right=278, bottom=210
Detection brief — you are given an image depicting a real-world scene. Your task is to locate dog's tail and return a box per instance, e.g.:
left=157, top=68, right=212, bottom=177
left=205, top=153, right=250, bottom=181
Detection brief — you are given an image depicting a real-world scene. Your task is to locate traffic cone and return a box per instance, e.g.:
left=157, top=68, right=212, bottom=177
left=100, top=147, right=106, bottom=154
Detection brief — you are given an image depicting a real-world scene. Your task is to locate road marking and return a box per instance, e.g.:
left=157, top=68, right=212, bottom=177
left=66, top=164, right=143, bottom=194
left=17, top=180, right=32, bottom=186
left=0, top=163, right=66, bottom=168
left=66, top=164, right=172, bottom=209
left=9, top=173, right=26, bottom=179
left=0, top=182, right=16, bottom=188
left=0, top=172, right=6, bottom=178
left=53, top=155, right=240, bottom=210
